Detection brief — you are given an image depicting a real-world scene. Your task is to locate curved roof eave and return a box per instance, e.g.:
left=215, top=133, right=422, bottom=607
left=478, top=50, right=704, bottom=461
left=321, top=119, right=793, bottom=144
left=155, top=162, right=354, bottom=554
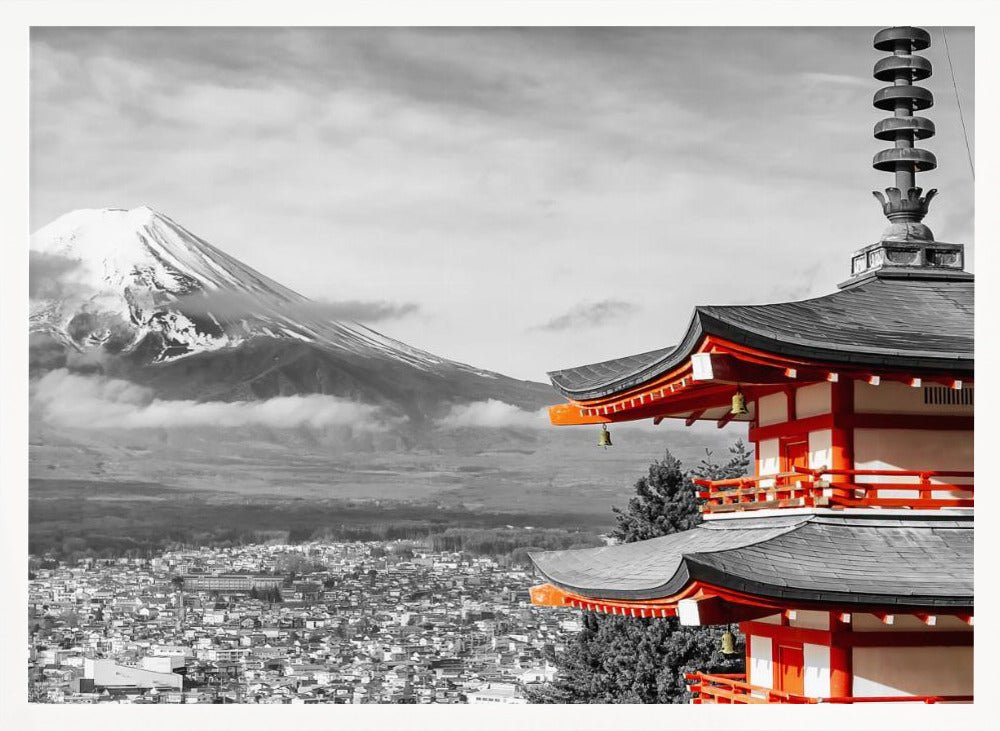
left=547, top=277, right=974, bottom=401
left=530, top=514, right=973, bottom=608
left=546, top=309, right=703, bottom=401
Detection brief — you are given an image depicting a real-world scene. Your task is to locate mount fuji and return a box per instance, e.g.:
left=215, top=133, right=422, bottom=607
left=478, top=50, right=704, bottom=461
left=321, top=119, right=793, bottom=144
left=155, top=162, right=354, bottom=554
left=27, top=207, right=730, bottom=523
left=29, top=206, right=554, bottom=421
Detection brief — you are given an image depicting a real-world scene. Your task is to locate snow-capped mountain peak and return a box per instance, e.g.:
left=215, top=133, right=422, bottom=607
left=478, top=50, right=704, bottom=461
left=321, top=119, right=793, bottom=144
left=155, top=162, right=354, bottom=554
left=29, top=207, right=484, bottom=373
left=32, top=206, right=304, bottom=302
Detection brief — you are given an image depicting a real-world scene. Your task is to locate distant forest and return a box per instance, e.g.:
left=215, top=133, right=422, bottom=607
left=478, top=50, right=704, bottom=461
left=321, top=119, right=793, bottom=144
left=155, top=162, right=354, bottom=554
left=29, top=479, right=608, bottom=565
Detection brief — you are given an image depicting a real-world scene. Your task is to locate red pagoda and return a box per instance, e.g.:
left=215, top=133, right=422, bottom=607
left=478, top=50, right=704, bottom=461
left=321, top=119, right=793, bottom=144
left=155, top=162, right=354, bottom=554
left=528, top=26, right=973, bottom=704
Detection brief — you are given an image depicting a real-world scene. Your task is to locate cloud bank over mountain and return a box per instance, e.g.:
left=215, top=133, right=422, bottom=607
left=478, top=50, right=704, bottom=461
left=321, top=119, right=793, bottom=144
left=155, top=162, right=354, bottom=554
left=32, top=369, right=395, bottom=432
left=437, top=399, right=549, bottom=430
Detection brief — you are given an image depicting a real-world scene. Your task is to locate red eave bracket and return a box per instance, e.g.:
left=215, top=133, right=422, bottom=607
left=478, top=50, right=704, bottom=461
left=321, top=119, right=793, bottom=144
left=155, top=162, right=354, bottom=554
left=547, top=336, right=972, bottom=427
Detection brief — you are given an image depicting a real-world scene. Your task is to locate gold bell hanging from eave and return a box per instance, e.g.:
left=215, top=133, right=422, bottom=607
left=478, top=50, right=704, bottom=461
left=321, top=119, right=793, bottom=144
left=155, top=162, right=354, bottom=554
left=720, top=627, right=737, bottom=656
left=598, top=423, right=613, bottom=448
left=731, top=388, right=749, bottom=416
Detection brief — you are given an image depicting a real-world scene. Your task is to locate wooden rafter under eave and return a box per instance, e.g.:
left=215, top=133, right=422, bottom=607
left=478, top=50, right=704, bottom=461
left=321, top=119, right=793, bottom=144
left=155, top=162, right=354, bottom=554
left=546, top=337, right=973, bottom=427
left=529, top=582, right=975, bottom=627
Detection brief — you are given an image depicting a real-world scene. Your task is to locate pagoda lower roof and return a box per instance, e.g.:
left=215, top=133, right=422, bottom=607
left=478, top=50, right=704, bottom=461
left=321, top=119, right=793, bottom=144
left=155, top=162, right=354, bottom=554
left=548, top=273, right=973, bottom=400
left=529, top=512, right=972, bottom=609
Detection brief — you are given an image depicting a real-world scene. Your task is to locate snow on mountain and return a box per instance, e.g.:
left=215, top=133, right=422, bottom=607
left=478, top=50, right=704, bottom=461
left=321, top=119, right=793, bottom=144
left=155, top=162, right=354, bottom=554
left=29, top=206, right=494, bottom=377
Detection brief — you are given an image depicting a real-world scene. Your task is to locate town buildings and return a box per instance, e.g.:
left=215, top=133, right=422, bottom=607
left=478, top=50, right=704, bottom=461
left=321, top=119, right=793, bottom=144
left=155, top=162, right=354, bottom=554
left=28, top=542, right=562, bottom=704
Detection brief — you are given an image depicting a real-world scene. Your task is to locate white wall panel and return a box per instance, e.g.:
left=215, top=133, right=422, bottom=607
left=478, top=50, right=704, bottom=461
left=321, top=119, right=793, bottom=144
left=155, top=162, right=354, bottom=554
left=758, top=392, right=788, bottom=427
left=790, top=610, right=830, bottom=631
left=803, top=643, right=830, bottom=698
left=855, top=381, right=973, bottom=416
left=796, top=383, right=831, bottom=419
left=854, top=428, right=973, bottom=499
left=808, top=430, right=832, bottom=471
left=749, top=635, right=773, bottom=689
left=759, top=439, right=779, bottom=487
left=852, top=646, right=972, bottom=697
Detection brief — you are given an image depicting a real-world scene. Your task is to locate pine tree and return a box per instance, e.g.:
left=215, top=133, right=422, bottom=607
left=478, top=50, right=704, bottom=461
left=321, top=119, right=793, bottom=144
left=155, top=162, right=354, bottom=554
left=610, top=451, right=701, bottom=543
left=532, top=439, right=751, bottom=704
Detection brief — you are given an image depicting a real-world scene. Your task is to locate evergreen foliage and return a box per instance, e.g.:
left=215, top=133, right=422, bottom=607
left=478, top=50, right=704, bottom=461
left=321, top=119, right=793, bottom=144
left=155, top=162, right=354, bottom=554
left=532, top=440, right=751, bottom=704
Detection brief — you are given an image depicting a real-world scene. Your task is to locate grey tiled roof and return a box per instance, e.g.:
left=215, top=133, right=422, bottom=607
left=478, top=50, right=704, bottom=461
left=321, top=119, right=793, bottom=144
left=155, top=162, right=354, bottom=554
left=545, top=347, right=675, bottom=397
left=529, top=513, right=973, bottom=608
left=548, top=274, right=974, bottom=400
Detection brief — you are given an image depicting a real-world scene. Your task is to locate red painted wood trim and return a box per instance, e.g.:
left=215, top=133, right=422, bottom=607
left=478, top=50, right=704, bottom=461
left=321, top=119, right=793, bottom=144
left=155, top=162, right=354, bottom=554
left=830, top=380, right=854, bottom=478
left=771, top=635, right=780, bottom=690
left=707, top=337, right=973, bottom=388
left=716, top=410, right=737, bottom=429
left=744, top=620, right=973, bottom=648
left=740, top=621, right=752, bottom=686
left=596, top=386, right=733, bottom=421
left=686, top=671, right=973, bottom=704
left=747, top=412, right=972, bottom=443
left=772, top=611, right=790, bottom=691
left=532, top=580, right=974, bottom=626
left=852, top=413, right=973, bottom=431
left=690, top=582, right=973, bottom=618
left=795, top=467, right=973, bottom=478
left=685, top=409, right=706, bottom=427
left=719, top=411, right=740, bottom=430
left=847, top=631, right=973, bottom=648
left=749, top=413, right=834, bottom=443
left=747, top=621, right=830, bottom=646
left=554, top=333, right=974, bottom=426
left=778, top=436, right=808, bottom=473
left=829, top=612, right=852, bottom=697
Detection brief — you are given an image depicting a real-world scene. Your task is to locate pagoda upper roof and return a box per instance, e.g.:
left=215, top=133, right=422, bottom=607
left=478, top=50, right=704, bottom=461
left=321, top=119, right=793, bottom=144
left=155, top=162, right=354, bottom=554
left=548, top=273, right=973, bottom=401
left=530, top=512, right=972, bottom=610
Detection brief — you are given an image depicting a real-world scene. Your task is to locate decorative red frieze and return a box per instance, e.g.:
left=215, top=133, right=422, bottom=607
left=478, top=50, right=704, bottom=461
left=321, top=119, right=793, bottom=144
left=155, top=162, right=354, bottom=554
left=741, top=619, right=973, bottom=648
left=548, top=335, right=971, bottom=427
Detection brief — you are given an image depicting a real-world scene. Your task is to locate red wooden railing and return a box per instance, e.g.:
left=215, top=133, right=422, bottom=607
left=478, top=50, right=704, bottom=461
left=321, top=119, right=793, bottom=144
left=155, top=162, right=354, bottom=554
left=685, top=672, right=973, bottom=704
left=693, top=467, right=973, bottom=513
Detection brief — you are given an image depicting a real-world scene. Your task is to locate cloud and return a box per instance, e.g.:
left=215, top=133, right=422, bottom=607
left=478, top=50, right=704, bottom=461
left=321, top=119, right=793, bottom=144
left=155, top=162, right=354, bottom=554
left=173, top=289, right=419, bottom=325
left=31, top=369, right=393, bottom=431
left=307, top=299, right=420, bottom=322
left=437, top=399, right=548, bottom=430
left=532, top=300, right=639, bottom=332
left=27, top=28, right=974, bottom=382
left=29, top=250, right=83, bottom=300
left=762, top=261, right=824, bottom=303
left=797, top=72, right=871, bottom=90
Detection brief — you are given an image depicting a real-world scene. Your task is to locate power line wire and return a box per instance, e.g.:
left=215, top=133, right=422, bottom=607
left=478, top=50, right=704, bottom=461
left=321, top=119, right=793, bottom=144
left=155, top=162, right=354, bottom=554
left=941, top=27, right=975, bottom=180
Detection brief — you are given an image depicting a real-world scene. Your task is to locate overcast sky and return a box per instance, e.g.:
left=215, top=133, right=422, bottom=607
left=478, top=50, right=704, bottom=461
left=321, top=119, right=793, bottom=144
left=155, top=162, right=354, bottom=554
left=30, top=27, right=974, bottom=382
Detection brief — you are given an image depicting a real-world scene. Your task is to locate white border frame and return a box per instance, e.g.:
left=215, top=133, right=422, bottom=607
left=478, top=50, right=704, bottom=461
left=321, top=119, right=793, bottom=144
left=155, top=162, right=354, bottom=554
left=1, top=2, right=996, bottom=729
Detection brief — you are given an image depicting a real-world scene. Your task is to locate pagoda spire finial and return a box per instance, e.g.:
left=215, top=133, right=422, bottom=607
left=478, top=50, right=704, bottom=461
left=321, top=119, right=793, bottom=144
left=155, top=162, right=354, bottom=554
left=871, top=26, right=938, bottom=242
left=843, top=26, right=967, bottom=287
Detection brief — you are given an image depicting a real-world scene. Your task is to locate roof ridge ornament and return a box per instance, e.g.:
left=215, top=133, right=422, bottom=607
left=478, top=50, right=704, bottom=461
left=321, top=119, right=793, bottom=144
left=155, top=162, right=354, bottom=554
left=841, top=26, right=969, bottom=287
left=871, top=186, right=937, bottom=242
left=871, top=26, right=938, bottom=243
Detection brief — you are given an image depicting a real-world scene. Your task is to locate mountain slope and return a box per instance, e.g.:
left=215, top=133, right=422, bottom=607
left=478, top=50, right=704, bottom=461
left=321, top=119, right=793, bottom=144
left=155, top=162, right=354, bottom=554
left=30, top=206, right=554, bottom=417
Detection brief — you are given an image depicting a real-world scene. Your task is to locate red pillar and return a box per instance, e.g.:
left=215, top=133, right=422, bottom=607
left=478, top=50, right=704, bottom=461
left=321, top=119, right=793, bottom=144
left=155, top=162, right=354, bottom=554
left=830, top=379, right=854, bottom=698
left=829, top=612, right=853, bottom=698
left=830, top=380, right=855, bottom=475
left=740, top=620, right=751, bottom=681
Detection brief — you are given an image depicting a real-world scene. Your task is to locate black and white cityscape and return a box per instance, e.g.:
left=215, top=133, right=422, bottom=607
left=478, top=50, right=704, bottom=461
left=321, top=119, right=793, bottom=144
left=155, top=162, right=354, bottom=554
left=29, top=541, right=572, bottom=704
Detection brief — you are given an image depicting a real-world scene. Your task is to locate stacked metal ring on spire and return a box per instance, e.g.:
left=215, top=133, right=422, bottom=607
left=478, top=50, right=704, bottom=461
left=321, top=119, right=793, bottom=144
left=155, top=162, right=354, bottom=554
left=872, top=26, right=937, bottom=177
